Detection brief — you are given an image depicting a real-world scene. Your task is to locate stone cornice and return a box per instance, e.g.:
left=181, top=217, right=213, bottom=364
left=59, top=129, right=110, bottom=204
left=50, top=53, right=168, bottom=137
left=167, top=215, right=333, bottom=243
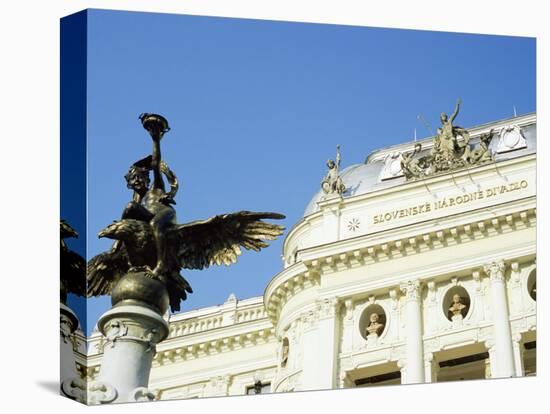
left=285, top=152, right=535, bottom=255
left=86, top=296, right=269, bottom=355
left=265, top=201, right=536, bottom=324
left=167, top=300, right=268, bottom=339
left=81, top=320, right=277, bottom=376
left=154, top=360, right=278, bottom=391
left=300, top=196, right=535, bottom=263
left=263, top=262, right=319, bottom=319
left=153, top=323, right=276, bottom=367
left=320, top=243, right=535, bottom=310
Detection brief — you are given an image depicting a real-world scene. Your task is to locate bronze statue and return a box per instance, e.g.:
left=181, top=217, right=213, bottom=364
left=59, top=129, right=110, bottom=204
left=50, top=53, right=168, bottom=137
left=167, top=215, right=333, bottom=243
left=60, top=220, right=86, bottom=304
left=321, top=145, right=346, bottom=195
left=403, top=100, right=496, bottom=180
left=87, top=114, right=285, bottom=313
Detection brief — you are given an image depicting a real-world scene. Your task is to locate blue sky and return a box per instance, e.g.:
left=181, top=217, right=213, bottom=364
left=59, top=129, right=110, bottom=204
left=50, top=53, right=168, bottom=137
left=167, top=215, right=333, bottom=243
left=63, top=9, right=535, bottom=335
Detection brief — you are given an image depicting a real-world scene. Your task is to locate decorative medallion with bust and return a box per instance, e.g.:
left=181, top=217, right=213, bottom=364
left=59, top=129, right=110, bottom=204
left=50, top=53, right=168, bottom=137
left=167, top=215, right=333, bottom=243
left=365, top=312, right=385, bottom=337
left=448, top=293, right=468, bottom=320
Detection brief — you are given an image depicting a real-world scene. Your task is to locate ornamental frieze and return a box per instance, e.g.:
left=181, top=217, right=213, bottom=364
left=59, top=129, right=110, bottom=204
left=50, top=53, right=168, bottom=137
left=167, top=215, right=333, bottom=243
left=372, top=179, right=529, bottom=225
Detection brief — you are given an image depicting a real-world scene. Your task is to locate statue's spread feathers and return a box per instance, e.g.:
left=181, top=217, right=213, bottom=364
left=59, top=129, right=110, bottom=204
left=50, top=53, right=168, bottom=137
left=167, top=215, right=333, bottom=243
left=60, top=220, right=86, bottom=299
left=174, top=211, right=285, bottom=269
left=87, top=248, right=130, bottom=298
left=86, top=211, right=285, bottom=313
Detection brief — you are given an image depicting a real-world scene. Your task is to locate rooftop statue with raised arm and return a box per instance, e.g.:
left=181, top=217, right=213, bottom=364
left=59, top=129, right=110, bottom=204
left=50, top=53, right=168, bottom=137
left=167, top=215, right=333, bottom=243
left=437, top=97, right=462, bottom=158
left=322, top=144, right=346, bottom=196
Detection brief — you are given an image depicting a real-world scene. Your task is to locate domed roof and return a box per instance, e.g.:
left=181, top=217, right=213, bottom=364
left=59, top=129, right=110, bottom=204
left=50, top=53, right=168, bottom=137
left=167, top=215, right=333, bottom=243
left=303, top=115, right=536, bottom=217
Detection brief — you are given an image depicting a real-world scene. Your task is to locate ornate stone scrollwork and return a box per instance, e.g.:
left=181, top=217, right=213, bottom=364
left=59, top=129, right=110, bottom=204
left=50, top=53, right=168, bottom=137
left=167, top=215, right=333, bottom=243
left=496, top=124, right=527, bottom=153
left=130, top=387, right=156, bottom=402
left=61, top=378, right=118, bottom=405
left=104, top=319, right=128, bottom=347
left=143, top=327, right=160, bottom=353
left=60, top=314, right=74, bottom=344
left=379, top=152, right=405, bottom=180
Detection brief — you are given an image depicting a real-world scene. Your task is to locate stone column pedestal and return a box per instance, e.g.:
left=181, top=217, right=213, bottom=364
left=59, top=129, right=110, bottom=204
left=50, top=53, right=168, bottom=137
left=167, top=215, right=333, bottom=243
left=94, top=304, right=169, bottom=403
left=62, top=271, right=171, bottom=404
left=60, top=302, right=80, bottom=386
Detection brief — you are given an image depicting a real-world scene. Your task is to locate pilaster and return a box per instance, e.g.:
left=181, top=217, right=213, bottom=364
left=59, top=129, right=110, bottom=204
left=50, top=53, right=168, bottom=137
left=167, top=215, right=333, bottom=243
left=300, top=298, right=340, bottom=390
left=400, top=280, right=425, bottom=384
left=484, top=260, right=515, bottom=378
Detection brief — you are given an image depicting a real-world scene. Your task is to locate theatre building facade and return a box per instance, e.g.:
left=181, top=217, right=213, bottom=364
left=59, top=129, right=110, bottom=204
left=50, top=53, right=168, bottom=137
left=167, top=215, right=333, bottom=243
left=78, top=112, right=537, bottom=398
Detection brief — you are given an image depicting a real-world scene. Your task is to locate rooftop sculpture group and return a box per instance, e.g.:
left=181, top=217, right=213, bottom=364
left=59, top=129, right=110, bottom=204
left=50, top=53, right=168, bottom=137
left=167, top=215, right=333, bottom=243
left=401, top=99, right=496, bottom=180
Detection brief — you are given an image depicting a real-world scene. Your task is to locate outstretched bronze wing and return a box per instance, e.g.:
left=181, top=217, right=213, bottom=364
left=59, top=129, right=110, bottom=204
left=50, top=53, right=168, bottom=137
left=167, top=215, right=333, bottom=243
left=61, top=249, right=86, bottom=297
left=86, top=247, right=130, bottom=297
left=173, top=211, right=285, bottom=270
left=60, top=220, right=86, bottom=300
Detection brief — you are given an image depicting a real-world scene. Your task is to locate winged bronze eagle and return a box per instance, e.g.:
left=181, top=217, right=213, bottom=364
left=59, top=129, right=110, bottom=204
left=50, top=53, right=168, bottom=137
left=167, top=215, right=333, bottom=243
left=60, top=219, right=86, bottom=304
left=86, top=114, right=285, bottom=313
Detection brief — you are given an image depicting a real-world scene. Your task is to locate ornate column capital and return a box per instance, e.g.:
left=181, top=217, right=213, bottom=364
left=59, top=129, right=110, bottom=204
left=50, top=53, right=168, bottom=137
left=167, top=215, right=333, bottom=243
left=301, top=306, right=320, bottom=330
left=98, top=306, right=169, bottom=353
left=60, top=303, right=79, bottom=343
left=317, top=297, right=339, bottom=320
left=483, top=260, right=506, bottom=282
left=207, top=375, right=232, bottom=396
left=400, top=280, right=422, bottom=301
